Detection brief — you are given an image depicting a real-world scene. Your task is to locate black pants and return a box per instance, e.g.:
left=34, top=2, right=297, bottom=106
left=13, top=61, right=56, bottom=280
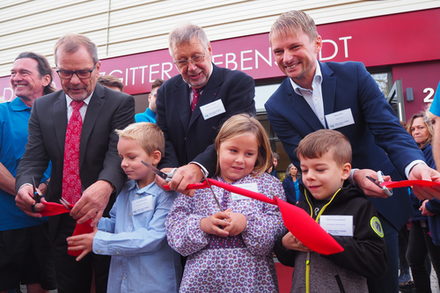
left=407, top=220, right=440, bottom=293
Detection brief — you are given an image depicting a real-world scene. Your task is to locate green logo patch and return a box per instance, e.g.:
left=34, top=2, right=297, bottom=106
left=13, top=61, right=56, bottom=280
left=370, top=216, right=384, bottom=238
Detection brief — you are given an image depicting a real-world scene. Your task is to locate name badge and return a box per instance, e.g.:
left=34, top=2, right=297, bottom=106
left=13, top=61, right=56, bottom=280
left=200, top=99, right=226, bottom=120
left=319, top=215, right=353, bottom=236
left=132, top=196, right=154, bottom=215
left=231, top=182, right=258, bottom=201
left=325, top=108, right=355, bottom=129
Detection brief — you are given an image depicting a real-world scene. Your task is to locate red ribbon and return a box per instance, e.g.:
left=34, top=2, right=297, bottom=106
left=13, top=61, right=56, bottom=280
left=382, top=180, right=440, bottom=189
left=165, top=178, right=344, bottom=255
left=39, top=201, right=93, bottom=256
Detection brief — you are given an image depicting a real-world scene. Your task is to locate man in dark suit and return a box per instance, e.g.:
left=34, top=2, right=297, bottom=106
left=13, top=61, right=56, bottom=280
left=156, top=24, right=255, bottom=193
left=15, top=34, right=134, bottom=293
left=265, top=10, right=440, bottom=293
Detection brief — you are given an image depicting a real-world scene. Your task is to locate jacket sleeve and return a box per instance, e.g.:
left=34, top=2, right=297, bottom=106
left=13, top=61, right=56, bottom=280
left=353, top=62, right=424, bottom=175
left=273, top=232, right=298, bottom=267
left=156, top=84, right=180, bottom=168
left=98, top=94, right=134, bottom=194
left=165, top=191, right=210, bottom=256
left=241, top=176, right=287, bottom=256
left=324, top=199, right=387, bottom=278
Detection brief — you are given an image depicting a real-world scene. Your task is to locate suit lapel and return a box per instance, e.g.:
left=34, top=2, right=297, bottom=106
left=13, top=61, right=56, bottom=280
left=54, top=92, right=68, bottom=154
left=80, top=85, right=104, bottom=166
left=320, top=62, right=337, bottom=116
left=188, top=64, right=222, bottom=129
left=283, top=80, right=323, bottom=131
left=173, top=79, right=191, bottom=133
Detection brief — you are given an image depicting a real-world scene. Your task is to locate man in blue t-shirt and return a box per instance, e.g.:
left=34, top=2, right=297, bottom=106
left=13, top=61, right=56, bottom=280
left=0, top=52, right=56, bottom=292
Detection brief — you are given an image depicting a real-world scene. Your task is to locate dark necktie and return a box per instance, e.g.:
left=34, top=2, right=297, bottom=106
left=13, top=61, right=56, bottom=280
left=191, top=87, right=201, bottom=111
left=62, top=100, right=84, bottom=204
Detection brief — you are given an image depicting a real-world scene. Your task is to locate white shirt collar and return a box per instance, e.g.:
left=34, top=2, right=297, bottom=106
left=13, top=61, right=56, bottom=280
left=65, top=92, right=93, bottom=106
left=289, top=61, right=322, bottom=95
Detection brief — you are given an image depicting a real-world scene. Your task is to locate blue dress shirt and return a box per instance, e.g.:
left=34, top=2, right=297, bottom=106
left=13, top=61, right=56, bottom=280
left=93, top=180, right=181, bottom=293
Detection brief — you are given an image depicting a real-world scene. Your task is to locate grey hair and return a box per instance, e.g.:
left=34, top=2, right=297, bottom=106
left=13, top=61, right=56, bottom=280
left=168, top=23, right=209, bottom=56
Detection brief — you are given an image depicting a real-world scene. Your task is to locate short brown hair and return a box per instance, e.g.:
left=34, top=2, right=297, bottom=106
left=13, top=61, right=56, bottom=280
left=54, top=33, right=98, bottom=65
left=116, top=122, right=165, bottom=156
left=98, top=75, right=124, bottom=91
left=151, top=79, right=164, bottom=90
left=215, top=114, right=272, bottom=176
left=270, top=10, right=318, bottom=42
left=296, top=129, right=352, bottom=166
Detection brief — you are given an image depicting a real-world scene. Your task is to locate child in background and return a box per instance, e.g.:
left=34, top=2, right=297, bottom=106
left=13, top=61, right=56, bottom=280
left=67, top=122, right=182, bottom=293
left=166, top=114, right=286, bottom=293
left=275, top=129, right=386, bottom=293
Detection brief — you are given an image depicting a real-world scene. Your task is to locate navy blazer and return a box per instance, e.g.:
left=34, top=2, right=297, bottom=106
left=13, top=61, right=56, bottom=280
left=156, top=64, right=255, bottom=174
left=265, top=61, right=425, bottom=229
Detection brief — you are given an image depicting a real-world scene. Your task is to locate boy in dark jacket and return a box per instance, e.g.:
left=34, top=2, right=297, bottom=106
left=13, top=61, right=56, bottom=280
left=275, top=129, right=387, bottom=292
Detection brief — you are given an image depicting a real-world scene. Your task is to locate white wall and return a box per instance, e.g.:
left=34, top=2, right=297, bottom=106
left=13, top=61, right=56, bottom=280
left=0, top=0, right=438, bottom=76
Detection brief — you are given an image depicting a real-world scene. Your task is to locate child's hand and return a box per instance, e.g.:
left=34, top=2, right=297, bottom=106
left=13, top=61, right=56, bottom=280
left=282, top=232, right=310, bottom=252
left=200, top=209, right=231, bottom=237
left=66, top=228, right=98, bottom=261
left=223, top=212, right=247, bottom=236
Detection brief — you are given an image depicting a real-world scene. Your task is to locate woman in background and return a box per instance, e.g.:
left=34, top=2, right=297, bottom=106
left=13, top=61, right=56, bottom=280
left=282, top=163, right=301, bottom=205
left=406, top=112, right=440, bottom=293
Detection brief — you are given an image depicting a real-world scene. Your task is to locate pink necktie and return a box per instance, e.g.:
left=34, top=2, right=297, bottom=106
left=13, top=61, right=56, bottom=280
left=191, top=88, right=201, bottom=111
left=62, top=100, right=84, bottom=204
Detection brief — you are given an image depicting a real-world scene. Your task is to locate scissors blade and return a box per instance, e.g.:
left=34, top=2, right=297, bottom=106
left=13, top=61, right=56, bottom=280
left=32, top=177, right=43, bottom=203
left=366, top=175, right=393, bottom=196
left=203, top=174, right=222, bottom=211
left=140, top=160, right=169, bottom=181
left=59, top=197, right=72, bottom=210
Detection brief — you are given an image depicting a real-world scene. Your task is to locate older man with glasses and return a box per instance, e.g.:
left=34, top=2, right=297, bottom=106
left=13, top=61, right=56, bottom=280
left=15, top=33, right=134, bottom=293
left=156, top=23, right=256, bottom=194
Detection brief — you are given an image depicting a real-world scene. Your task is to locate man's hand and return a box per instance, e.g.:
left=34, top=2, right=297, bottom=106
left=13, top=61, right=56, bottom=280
left=282, top=232, right=310, bottom=252
left=163, top=163, right=204, bottom=196
left=15, top=184, right=45, bottom=217
left=409, top=163, right=440, bottom=200
left=67, top=228, right=97, bottom=261
left=200, top=210, right=231, bottom=237
left=38, top=182, right=48, bottom=195
left=70, top=180, right=113, bottom=226
left=419, top=200, right=435, bottom=216
left=353, top=169, right=391, bottom=198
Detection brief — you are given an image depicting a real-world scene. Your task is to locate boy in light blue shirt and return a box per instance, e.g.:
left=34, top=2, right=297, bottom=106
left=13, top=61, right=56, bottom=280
left=67, top=122, right=182, bottom=293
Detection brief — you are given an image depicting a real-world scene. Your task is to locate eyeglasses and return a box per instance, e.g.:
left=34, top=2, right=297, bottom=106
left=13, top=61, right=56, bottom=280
left=56, top=64, right=96, bottom=80
left=174, top=54, right=205, bottom=68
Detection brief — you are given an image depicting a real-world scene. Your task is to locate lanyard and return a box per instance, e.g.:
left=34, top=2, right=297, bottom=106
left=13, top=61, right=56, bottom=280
left=304, top=188, right=342, bottom=293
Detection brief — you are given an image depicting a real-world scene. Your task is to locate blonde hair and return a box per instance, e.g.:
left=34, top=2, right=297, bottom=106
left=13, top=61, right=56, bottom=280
left=296, top=129, right=352, bottom=166
left=270, top=10, right=318, bottom=42
left=215, top=114, right=272, bottom=176
left=407, top=111, right=433, bottom=147
left=115, top=122, right=165, bottom=156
